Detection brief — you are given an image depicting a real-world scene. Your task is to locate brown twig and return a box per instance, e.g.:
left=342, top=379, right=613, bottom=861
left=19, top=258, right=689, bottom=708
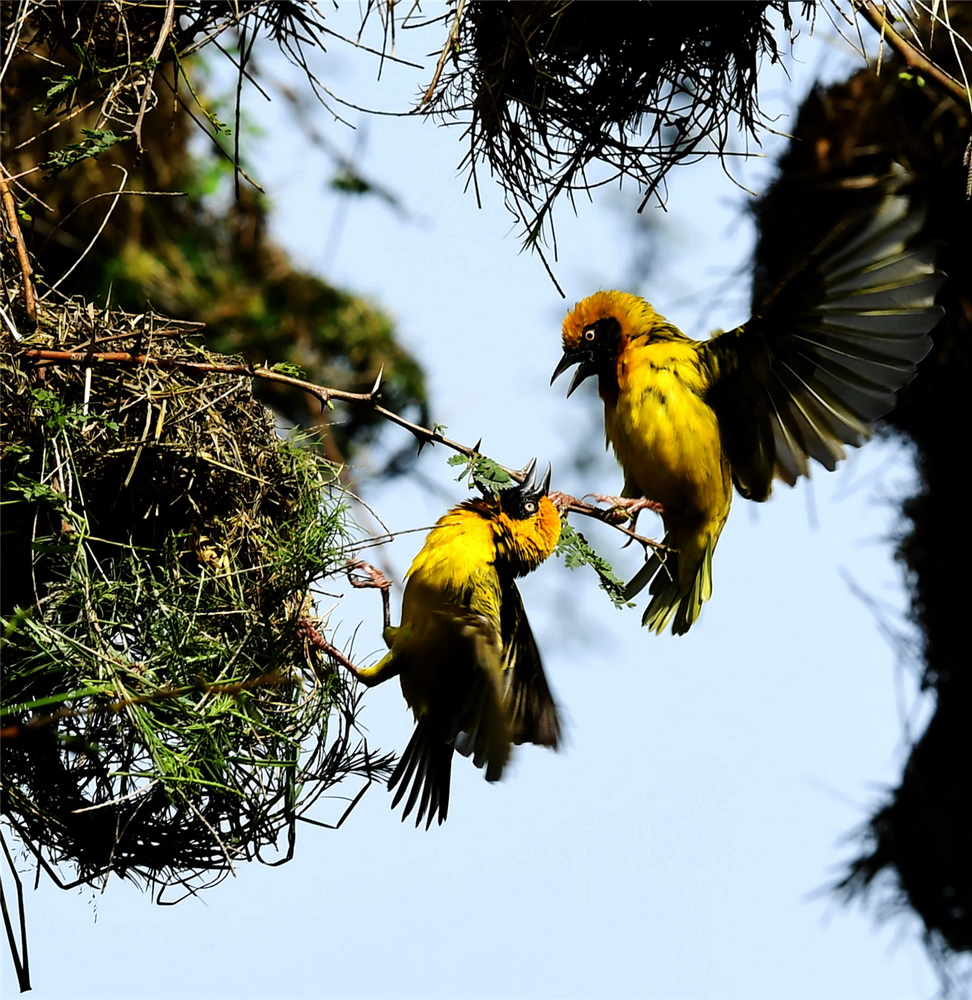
left=133, top=0, right=177, bottom=158
left=855, top=1, right=971, bottom=108
left=19, top=347, right=665, bottom=548
left=0, top=163, right=37, bottom=330
left=22, top=349, right=482, bottom=457
left=38, top=189, right=188, bottom=258
left=419, top=0, right=467, bottom=108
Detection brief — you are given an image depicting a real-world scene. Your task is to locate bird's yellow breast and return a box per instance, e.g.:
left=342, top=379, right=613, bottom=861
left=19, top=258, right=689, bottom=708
left=607, top=338, right=730, bottom=523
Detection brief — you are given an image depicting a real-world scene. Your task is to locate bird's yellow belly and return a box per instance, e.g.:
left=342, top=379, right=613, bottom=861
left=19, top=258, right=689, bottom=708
left=608, top=374, right=730, bottom=524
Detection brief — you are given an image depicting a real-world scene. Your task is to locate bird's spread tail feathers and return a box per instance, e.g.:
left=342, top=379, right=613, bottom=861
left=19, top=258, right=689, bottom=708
left=388, top=722, right=453, bottom=829
left=625, top=536, right=715, bottom=636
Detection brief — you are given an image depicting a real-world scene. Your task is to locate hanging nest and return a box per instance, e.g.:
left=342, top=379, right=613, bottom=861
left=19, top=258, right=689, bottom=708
left=421, top=0, right=801, bottom=240
left=0, top=299, right=392, bottom=897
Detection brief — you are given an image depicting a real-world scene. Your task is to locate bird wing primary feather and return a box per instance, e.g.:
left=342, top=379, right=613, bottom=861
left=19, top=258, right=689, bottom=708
left=702, top=190, right=944, bottom=502
left=387, top=612, right=512, bottom=827
left=499, top=579, right=561, bottom=749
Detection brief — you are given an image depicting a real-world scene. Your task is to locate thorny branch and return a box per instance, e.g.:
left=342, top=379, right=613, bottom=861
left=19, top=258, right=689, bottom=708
left=20, top=347, right=667, bottom=554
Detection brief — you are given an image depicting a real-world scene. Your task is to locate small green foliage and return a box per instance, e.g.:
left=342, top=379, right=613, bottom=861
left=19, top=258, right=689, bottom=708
left=448, top=453, right=513, bottom=494
left=204, top=109, right=232, bottom=136
left=41, top=129, right=130, bottom=179
left=331, top=170, right=372, bottom=195
left=898, top=70, right=926, bottom=87
left=3, top=474, right=67, bottom=506
left=30, top=387, right=119, bottom=434
left=556, top=521, right=633, bottom=609
left=35, top=75, right=79, bottom=114
left=270, top=362, right=307, bottom=379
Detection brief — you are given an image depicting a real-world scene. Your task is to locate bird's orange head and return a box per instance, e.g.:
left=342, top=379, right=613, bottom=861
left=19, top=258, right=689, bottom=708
left=552, top=290, right=665, bottom=396
left=490, top=460, right=562, bottom=576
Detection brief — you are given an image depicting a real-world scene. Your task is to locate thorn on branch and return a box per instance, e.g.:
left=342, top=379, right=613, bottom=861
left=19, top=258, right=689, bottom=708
left=370, top=365, right=384, bottom=400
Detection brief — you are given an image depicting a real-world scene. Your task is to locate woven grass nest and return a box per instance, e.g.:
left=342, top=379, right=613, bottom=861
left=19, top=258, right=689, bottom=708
left=0, top=301, right=390, bottom=897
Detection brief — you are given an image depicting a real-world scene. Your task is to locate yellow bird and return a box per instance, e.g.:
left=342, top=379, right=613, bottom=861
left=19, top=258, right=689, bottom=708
left=552, top=192, right=944, bottom=635
left=353, top=462, right=562, bottom=827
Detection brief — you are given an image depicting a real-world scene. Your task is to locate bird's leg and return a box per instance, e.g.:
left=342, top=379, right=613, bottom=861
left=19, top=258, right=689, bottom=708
left=298, top=617, right=401, bottom=687
left=296, top=561, right=398, bottom=687
left=347, top=559, right=392, bottom=633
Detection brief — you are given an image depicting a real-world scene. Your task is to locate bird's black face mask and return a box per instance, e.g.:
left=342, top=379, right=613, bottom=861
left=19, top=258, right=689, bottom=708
left=551, top=316, right=621, bottom=396
left=492, top=459, right=552, bottom=520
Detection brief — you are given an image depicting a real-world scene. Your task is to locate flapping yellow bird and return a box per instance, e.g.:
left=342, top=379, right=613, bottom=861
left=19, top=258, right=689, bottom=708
left=353, top=462, right=562, bottom=827
left=553, top=192, right=944, bottom=635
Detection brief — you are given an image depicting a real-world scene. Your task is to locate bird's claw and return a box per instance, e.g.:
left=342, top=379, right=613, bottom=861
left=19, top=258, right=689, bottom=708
left=347, top=560, right=392, bottom=590
left=587, top=494, right=664, bottom=527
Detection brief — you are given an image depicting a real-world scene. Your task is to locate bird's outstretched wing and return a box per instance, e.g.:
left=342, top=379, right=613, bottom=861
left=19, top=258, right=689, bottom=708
left=499, top=580, right=561, bottom=750
left=702, top=190, right=944, bottom=502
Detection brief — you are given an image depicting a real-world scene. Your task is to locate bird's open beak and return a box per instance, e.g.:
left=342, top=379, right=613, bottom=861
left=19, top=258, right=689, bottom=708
left=551, top=349, right=596, bottom=397
left=537, top=462, right=552, bottom=496
left=511, top=459, right=553, bottom=502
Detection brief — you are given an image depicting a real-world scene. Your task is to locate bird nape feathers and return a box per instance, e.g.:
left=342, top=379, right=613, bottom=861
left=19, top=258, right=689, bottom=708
left=552, top=188, right=944, bottom=636
left=352, top=461, right=562, bottom=828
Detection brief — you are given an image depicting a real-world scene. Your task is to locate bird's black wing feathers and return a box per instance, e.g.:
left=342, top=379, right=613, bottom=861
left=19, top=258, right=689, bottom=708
left=703, top=190, right=944, bottom=502
left=499, top=581, right=561, bottom=750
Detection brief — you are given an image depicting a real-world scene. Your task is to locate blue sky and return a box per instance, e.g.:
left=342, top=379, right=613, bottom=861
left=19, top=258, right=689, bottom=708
left=5, top=6, right=944, bottom=998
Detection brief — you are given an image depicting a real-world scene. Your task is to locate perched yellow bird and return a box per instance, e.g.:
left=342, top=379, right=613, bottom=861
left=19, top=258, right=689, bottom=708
left=353, top=462, right=562, bottom=827
left=553, top=192, right=944, bottom=635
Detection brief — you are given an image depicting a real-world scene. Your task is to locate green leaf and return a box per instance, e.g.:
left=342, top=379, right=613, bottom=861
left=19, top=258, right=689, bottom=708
left=41, top=129, right=131, bottom=180
left=34, top=74, right=79, bottom=114
left=555, top=521, right=632, bottom=609
left=448, top=453, right=513, bottom=494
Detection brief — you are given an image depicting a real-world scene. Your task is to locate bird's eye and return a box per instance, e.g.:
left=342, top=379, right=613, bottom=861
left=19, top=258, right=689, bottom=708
left=524, top=500, right=537, bottom=514
left=583, top=327, right=597, bottom=342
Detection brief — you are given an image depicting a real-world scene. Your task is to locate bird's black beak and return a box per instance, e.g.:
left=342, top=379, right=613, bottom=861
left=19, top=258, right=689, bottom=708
left=516, top=459, right=552, bottom=501
left=551, top=349, right=596, bottom=397
left=537, top=462, right=552, bottom=497
left=501, top=459, right=554, bottom=517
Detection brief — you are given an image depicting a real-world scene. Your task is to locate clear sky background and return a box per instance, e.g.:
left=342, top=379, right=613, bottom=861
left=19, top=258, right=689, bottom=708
left=6, top=6, right=945, bottom=999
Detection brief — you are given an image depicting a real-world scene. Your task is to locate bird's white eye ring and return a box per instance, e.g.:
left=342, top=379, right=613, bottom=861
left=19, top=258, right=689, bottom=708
left=524, top=501, right=537, bottom=513
left=583, top=328, right=596, bottom=341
